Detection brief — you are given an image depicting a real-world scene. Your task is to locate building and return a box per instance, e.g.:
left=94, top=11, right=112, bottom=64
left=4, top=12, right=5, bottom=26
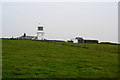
left=18, top=33, right=37, bottom=40
left=37, top=23, right=44, bottom=40
left=84, top=40, right=98, bottom=43
left=69, top=37, right=98, bottom=44
left=75, top=37, right=84, bottom=43
left=18, top=23, right=44, bottom=40
left=67, top=40, right=73, bottom=43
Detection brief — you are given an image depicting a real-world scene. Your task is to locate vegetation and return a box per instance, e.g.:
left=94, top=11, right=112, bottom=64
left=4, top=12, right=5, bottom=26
left=0, top=39, right=2, bottom=79
left=2, top=39, right=118, bottom=78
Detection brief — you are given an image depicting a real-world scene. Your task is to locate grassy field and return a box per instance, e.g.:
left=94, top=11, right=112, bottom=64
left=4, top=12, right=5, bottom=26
left=2, top=39, right=118, bottom=78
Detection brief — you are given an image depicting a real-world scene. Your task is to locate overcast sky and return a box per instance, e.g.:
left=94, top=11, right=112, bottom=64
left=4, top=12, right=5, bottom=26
left=2, top=2, right=118, bottom=43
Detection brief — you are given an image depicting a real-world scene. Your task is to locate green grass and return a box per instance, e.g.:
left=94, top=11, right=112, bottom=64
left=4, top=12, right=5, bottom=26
left=0, top=39, right=2, bottom=79
left=2, top=39, right=118, bottom=78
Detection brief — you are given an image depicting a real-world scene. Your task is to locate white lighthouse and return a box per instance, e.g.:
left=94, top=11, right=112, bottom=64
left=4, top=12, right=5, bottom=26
left=37, top=23, right=44, bottom=40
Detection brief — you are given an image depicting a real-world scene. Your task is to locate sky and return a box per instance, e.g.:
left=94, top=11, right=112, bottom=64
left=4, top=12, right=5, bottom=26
left=1, top=1, right=118, bottom=43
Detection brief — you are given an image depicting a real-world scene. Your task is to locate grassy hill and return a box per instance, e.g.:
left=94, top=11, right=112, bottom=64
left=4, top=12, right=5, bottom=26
left=2, top=39, right=118, bottom=78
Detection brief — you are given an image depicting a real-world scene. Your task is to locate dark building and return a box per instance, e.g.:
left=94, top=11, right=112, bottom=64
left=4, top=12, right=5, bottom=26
left=67, top=40, right=73, bottom=43
left=84, top=40, right=98, bottom=43
left=44, top=40, right=65, bottom=42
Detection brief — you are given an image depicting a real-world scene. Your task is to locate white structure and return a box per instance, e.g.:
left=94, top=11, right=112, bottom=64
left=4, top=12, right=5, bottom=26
left=71, top=38, right=78, bottom=43
left=37, top=23, right=44, bottom=40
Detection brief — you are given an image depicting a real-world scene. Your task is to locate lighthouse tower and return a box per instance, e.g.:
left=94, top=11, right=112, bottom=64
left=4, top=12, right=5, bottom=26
left=37, top=23, right=44, bottom=40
